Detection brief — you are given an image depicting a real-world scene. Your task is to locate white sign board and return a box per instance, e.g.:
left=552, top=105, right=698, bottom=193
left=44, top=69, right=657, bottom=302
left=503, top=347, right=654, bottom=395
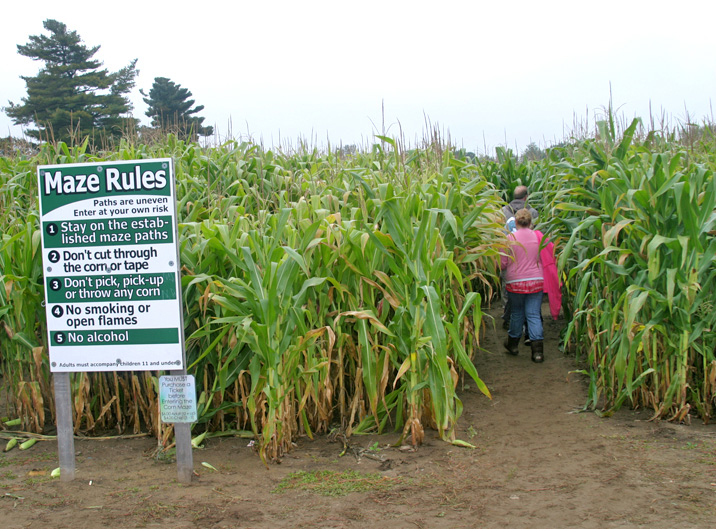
left=159, top=375, right=198, bottom=423
left=38, top=158, right=184, bottom=372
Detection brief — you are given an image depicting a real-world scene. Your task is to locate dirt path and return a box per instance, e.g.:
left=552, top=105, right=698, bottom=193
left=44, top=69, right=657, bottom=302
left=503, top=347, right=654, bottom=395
left=1, top=305, right=715, bottom=528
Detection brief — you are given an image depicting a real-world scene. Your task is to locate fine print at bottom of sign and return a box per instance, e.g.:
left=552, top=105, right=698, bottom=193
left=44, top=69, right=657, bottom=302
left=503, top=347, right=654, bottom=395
left=159, top=375, right=197, bottom=424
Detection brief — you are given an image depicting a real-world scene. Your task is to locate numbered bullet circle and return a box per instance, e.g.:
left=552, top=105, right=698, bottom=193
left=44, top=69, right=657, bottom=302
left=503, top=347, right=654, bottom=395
left=51, top=305, right=64, bottom=318
left=49, top=278, right=62, bottom=291
left=54, top=332, right=65, bottom=344
left=45, top=222, right=59, bottom=236
left=48, top=250, right=60, bottom=263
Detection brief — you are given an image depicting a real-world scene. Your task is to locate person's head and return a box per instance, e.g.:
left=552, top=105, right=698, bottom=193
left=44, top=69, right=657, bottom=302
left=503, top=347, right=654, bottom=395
left=513, top=186, right=529, bottom=200
left=515, top=208, right=532, bottom=228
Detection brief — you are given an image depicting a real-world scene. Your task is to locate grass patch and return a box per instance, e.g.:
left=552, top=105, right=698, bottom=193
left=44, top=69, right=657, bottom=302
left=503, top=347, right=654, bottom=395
left=272, top=470, right=400, bottom=497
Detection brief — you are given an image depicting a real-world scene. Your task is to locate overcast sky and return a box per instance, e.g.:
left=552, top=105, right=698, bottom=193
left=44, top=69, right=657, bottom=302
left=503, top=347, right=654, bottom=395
left=2, top=1, right=714, bottom=155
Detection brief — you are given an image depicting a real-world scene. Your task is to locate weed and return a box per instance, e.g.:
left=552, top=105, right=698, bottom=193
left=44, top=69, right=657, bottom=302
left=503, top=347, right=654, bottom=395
left=24, top=477, right=51, bottom=486
left=271, top=470, right=400, bottom=496
left=109, top=486, right=141, bottom=498
left=139, top=502, right=179, bottom=520
left=33, top=451, right=57, bottom=462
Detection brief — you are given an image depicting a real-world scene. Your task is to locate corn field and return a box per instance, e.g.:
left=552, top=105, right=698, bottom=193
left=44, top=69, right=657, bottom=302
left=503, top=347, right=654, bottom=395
left=1, top=136, right=501, bottom=462
left=1, top=119, right=715, bottom=462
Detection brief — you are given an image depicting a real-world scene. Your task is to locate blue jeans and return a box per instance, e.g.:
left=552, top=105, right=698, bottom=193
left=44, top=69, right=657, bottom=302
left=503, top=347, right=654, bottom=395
left=507, top=290, right=543, bottom=341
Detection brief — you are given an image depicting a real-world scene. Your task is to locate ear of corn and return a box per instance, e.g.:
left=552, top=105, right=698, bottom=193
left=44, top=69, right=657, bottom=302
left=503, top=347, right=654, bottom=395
left=18, top=438, right=37, bottom=450
left=190, top=431, right=207, bottom=449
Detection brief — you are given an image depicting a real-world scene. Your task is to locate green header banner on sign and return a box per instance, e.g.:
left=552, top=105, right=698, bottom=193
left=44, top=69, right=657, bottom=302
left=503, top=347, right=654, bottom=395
left=38, top=160, right=172, bottom=215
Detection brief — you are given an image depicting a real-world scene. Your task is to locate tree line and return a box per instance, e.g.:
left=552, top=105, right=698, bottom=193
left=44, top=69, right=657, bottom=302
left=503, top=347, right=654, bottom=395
left=4, top=19, right=213, bottom=144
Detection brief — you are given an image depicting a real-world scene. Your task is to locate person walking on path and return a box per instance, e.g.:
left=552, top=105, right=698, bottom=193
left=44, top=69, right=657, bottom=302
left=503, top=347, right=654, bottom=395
left=501, top=185, right=538, bottom=233
left=501, top=186, right=539, bottom=335
left=501, top=208, right=545, bottom=363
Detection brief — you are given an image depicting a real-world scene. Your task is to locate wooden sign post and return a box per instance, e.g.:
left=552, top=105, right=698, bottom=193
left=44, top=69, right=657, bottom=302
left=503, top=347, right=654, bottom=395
left=54, top=372, right=75, bottom=482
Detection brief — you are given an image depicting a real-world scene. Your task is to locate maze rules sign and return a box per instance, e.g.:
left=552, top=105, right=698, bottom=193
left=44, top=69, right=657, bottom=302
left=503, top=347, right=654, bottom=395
left=38, top=158, right=184, bottom=372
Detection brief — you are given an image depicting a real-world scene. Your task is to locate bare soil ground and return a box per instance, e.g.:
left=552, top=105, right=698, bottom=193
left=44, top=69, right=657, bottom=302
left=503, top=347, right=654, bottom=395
left=1, top=305, right=715, bottom=529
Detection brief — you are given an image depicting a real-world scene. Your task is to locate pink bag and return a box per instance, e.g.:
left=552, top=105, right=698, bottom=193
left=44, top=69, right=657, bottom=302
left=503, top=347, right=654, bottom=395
left=534, top=231, right=561, bottom=320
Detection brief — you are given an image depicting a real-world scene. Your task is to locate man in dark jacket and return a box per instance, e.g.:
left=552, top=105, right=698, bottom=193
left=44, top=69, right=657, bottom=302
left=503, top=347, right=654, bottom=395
left=501, top=185, right=538, bottom=229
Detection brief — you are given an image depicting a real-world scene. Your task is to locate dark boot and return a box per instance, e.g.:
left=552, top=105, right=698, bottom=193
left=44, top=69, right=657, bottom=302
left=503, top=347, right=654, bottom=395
left=504, top=335, right=520, bottom=356
left=531, top=340, right=544, bottom=363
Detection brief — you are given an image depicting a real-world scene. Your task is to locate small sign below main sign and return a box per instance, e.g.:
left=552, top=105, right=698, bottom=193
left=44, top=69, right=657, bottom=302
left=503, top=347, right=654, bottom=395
left=159, top=375, right=197, bottom=424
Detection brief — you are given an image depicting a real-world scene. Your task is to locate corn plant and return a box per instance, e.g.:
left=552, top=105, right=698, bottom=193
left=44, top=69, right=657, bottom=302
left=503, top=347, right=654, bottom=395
left=546, top=119, right=716, bottom=422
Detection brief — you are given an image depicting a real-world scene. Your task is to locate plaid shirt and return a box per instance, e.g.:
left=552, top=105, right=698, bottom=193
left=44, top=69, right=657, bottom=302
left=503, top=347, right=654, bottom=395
left=506, top=279, right=544, bottom=294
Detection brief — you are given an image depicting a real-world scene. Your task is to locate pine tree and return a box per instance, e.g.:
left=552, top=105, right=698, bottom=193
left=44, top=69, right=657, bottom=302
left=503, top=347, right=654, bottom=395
left=140, top=77, right=213, bottom=139
left=4, top=19, right=138, bottom=143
